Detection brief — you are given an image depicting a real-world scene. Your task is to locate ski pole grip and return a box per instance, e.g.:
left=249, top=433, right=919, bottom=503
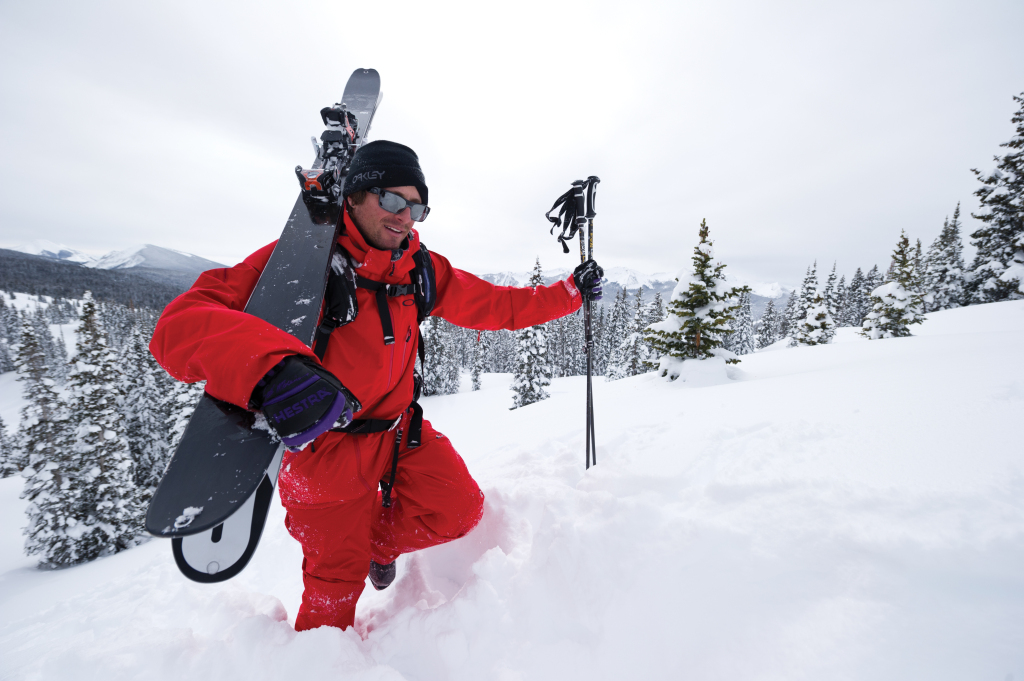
left=573, top=180, right=587, bottom=235
left=586, top=176, right=600, bottom=219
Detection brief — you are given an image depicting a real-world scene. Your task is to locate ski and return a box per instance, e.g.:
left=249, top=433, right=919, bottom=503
left=145, top=68, right=382, bottom=583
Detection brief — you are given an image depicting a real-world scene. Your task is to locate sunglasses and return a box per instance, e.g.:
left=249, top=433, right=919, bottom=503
left=368, top=187, right=430, bottom=222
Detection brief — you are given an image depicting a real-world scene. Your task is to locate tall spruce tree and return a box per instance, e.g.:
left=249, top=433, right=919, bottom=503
left=731, top=292, right=756, bottom=355
left=861, top=232, right=927, bottom=339
left=58, top=292, right=144, bottom=563
left=646, top=219, right=748, bottom=379
left=0, top=414, right=13, bottom=478
left=420, top=316, right=461, bottom=396
left=756, top=299, right=780, bottom=348
left=788, top=264, right=818, bottom=346
left=778, top=292, right=797, bottom=339
left=17, top=313, right=80, bottom=566
left=833, top=275, right=849, bottom=327
left=510, top=258, right=552, bottom=408
left=794, top=287, right=836, bottom=346
left=845, top=268, right=867, bottom=326
left=966, top=93, right=1024, bottom=303
left=119, top=325, right=169, bottom=499
left=607, top=288, right=656, bottom=380
left=471, top=332, right=483, bottom=391
left=923, top=204, right=967, bottom=311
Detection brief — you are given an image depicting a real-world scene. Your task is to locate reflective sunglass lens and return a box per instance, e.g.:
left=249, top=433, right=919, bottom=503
left=378, top=191, right=406, bottom=214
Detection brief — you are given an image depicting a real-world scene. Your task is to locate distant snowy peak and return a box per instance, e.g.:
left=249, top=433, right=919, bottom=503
left=12, top=239, right=95, bottom=264
left=88, top=244, right=225, bottom=273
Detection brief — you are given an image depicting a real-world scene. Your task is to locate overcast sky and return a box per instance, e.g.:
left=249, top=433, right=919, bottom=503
left=1, top=0, right=1022, bottom=287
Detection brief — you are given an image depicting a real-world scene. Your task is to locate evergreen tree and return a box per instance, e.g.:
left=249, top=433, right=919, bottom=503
left=470, top=332, right=483, bottom=391
left=966, top=93, right=1024, bottom=303
left=861, top=232, right=927, bottom=339
left=0, top=295, right=15, bottom=373
left=119, top=325, right=169, bottom=499
left=788, top=264, right=818, bottom=346
left=510, top=259, right=552, bottom=407
left=646, top=219, right=748, bottom=379
left=845, top=268, right=867, bottom=326
left=607, top=288, right=656, bottom=380
left=420, top=316, right=461, bottom=396
left=794, top=287, right=836, bottom=346
left=833, top=275, right=849, bottom=327
left=646, top=292, right=665, bottom=327
left=778, top=292, right=797, bottom=339
left=53, top=292, right=143, bottom=564
left=0, top=414, right=14, bottom=478
left=16, top=313, right=80, bottom=566
left=923, top=204, right=967, bottom=311
left=730, top=292, right=756, bottom=355
left=756, top=299, right=780, bottom=348
left=862, top=265, right=884, bottom=313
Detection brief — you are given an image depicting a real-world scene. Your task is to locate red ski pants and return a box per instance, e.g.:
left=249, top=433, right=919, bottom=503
left=279, top=412, right=484, bottom=632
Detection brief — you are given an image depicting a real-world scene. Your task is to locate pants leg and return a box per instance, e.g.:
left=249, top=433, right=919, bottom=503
left=370, top=418, right=485, bottom=566
left=280, top=415, right=484, bottom=632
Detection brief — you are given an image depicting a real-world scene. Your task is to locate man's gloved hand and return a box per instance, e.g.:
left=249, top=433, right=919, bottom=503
left=250, top=355, right=361, bottom=450
left=572, top=259, right=604, bottom=301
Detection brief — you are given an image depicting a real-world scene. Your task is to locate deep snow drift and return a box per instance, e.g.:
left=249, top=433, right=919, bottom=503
left=1, top=301, right=1023, bottom=680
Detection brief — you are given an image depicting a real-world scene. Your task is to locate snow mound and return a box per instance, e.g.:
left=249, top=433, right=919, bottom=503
left=1, top=301, right=1024, bottom=679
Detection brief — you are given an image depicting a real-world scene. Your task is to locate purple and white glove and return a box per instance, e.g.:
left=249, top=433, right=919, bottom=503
left=250, top=355, right=360, bottom=449
left=573, top=259, right=604, bottom=301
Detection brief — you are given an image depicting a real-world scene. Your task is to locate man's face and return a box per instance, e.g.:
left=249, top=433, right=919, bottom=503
left=348, top=185, right=422, bottom=251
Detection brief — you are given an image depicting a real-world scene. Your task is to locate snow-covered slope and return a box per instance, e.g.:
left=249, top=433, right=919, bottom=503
left=88, top=244, right=225, bottom=273
left=1, top=301, right=1023, bottom=680
left=10, top=240, right=95, bottom=265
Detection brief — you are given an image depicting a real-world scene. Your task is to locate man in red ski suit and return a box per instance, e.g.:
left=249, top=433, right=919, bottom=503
left=151, top=141, right=603, bottom=632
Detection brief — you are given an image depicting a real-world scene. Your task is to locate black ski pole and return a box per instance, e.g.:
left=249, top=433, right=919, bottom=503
left=545, top=177, right=600, bottom=469
left=584, top=176, right=599, bottom=468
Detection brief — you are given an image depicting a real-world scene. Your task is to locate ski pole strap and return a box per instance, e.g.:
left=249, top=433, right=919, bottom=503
left=545, top=187, right=580, bottom=254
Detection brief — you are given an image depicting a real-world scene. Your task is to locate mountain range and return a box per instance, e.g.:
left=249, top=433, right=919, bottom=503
left=7, top=240, right=791, bottom=316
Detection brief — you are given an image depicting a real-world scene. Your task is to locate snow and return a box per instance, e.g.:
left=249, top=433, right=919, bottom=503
left=8, top=240, right=96, bottom=264
left=2, top=301, right=1024, bottom=679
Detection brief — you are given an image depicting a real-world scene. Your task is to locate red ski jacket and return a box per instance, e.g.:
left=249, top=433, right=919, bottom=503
left=150, top=208, right=583, bottom=420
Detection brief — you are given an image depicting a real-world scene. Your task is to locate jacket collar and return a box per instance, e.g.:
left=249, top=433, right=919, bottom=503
left=338, top=205, right=420, bottom=284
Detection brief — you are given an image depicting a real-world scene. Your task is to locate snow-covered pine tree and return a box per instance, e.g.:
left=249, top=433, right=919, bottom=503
left=823, top=264, right=837, bottom=311
left=0, top=295, right=15, bottom=373
left=607, top=288, right=657, bottom=380
left=0, top=414, right=14, bottom=478
left=16, top=313, right=81, bottom=566
left=923, top=204, right=967, bottom=311
left=788, top=264, right=818, bottom=346
left=419, top=316, right=461, bottom=396
left=845, top=268, right=867, bottom=326
left=966, top=93, right=1024, bottom=303
left=726, top=291, right=756, bottom=355
left=756, top=299, right=780, bottom=348
left=778, top=292, right=796, bottom=339
left=833, top=275, right=849, bottom=327
left=471, top=332, right=483, bottom=391
left=118, top=324, right=169, bottom=500
left=510, top=258, right=552, bottom=408
left=794, top=286, right=836, bottom=346
left=599, top=288, right=629, bottom=374
left=57, top=291, right=144, bottom=563
left=646, top=219, right=748, bottom=379
left=861, top=231, right=927, bottom=339
left=646, top=291, right=665, bottom=327
left=862, top=265, right=883, bottom=310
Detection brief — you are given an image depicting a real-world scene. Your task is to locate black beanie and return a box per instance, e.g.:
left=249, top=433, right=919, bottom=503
left=343, top=140, right=428, bottom=206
